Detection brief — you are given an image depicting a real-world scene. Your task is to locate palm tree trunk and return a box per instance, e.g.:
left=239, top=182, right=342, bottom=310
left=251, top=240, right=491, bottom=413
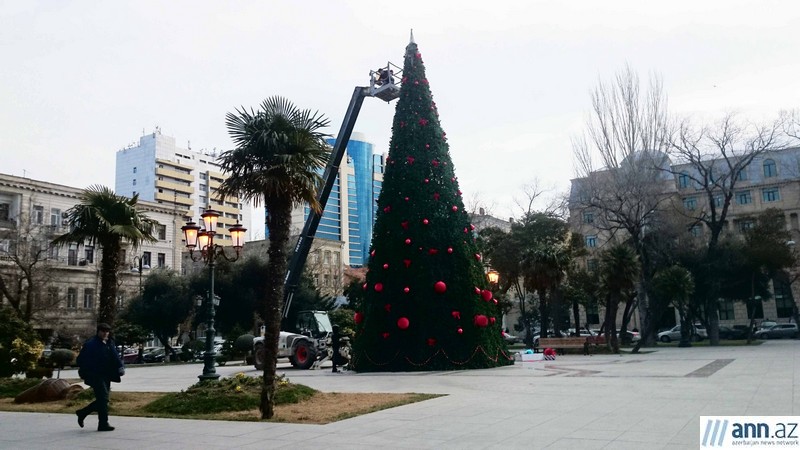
left=260, top=200, right=292, bottom=420
left=98, top=241, right=121, bottom=326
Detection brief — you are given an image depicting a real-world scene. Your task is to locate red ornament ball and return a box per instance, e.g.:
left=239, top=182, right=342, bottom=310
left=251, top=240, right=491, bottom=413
left=481, top=289, right=493, bottom=301
left=490, top=317, right=496, bottom=324
left=424, top=178, right=429, bottom=184
left=434, top=281, right=447, bottom=294
left=473, top=315, right=489, bottom=327
left=474, top=287, right=481, bottom=295
left=447, top=247, right=454, bottom=254
left=383, top=263, right=389, bottom=270
left=354, top=312, right=364, bottom=324
left=362, top=283, right=367, bottom=291
left=374, top=283, right=384, bottom=293
left=405, top=196, right=409, bottom=201
left=475, top=253, right=482, bottom=261
left=451, top=205, right=458, bottom=212
left=403, top=259, right=412, bottom=268
left=457, top=328, right=464, bottom=335
left=451, top=310, right=461, bottom=319
left=371, top=250, right=375, bottom=257
left=383, top=206, right=391, bottom=213
left=427, top=338, right=437, bottom=346
left=382, top=332, right=390, bottom=339
left=404, top=287, right=410, bottom=293
left=428, top=248, right=438, bottom=255
left=384, top=303, right=392, bottom=312
left=423, top=219, right=429, bottom=225
left=397, top=317, right=410, bottom=330
left=405, top=238, right=412, bottom=245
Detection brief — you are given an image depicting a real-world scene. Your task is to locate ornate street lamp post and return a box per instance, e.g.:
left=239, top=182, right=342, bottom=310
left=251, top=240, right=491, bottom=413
left=182, top=209, right=246, bottom=381
left=131, top=255, right=150, bottom=293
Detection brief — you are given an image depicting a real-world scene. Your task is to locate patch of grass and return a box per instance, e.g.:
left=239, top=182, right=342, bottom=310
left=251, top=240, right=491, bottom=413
left=0, top=373, right=439, bottom=424
left=0, top=378, right=42, bottom=398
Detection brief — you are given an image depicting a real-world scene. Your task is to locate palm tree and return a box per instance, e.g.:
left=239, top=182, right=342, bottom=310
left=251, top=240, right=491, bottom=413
left=599, top=244, right=640, bottom=353
left=53, top=185, right=157, bottom=326
left=217, top=96, right=329, bottom=419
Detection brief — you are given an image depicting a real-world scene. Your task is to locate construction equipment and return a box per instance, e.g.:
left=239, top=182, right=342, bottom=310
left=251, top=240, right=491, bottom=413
left=252, top=63, right=401, bottom=370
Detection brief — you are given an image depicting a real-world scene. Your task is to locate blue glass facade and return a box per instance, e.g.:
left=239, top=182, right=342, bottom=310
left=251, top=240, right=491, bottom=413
left=296, top=137, right=382, bottom=267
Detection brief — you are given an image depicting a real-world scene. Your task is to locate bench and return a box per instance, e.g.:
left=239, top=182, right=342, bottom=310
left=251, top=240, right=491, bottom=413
left=538, top=337, right=587, bottom=350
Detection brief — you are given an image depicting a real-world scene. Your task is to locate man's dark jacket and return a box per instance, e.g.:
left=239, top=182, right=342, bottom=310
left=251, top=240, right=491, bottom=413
left=77, top=336, right=124, bottom=383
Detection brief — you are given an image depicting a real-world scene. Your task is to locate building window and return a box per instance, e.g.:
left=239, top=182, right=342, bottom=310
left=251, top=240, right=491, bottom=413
left=157, top=253, right=165, bottom=268
left=199, top=184, right=207, bottom=192
left=84, top=246, right=94, bottom=264
left=763, top=159, right=777, bottom=178
left=83, top=289, right=94, bottom=309
left=48, top=244, right=59, bottom=260
left=713, top=195, right=723, bottom=208
left=762, top=187, right=780, bottom=202
left=586, top=235, right=597, bottom=248
left=0, top=203, right=9, bottom=221
left=587, top=259, right=598, bottom=272
left=47, top=287, right=59, bottom=307
left=132, top=179, right=137, bottom=186
left=791, top=213, right=799, bottom=230
left=157, top=224, right=167, bottom=240
left=774, top=277, right=794, bottom=318
left=68, top=244, right=78, bottom=266
left=683, top=197, right=697, bottom=211
left=585, top=303, right=600, bottom=324
left=324, top=251, right=332, bottom=264
left=117, top=293, right=125, bottom=309
left=737, top=168, right=748, bottom=181
left=67, top=288, right=77, bottom=308
left=199, top=196, right=207, bottom=205
left=200, top=173, right=207, bottom=180
left=583, top=212, right=594, bottom=224
left=142, top=252, right=151, bottom=267
left=690, top=225, right=702, bottom=237
left=719, top=299, right=735, bottom=320
left=737, top=220, right=754, bottom=233
left=33, top=205, right=44, bottom=224
left=736, top=191, right=752, bottom=205
left=678, top=173, right=690, bottom=189
left=50, top=208, right=61, bottom=227
left=746, top=301, right=764, bottom=319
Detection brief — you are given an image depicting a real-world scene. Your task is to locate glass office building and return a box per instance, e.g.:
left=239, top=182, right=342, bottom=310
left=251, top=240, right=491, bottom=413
left=292, top=132, right=384, bottom=267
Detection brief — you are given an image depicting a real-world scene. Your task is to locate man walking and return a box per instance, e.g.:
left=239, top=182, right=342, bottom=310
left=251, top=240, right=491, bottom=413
left=75, top=323, right=125, bottom=431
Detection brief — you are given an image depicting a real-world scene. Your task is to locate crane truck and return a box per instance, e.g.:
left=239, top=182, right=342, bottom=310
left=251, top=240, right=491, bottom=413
left=253, top=63, right=402, bottom=370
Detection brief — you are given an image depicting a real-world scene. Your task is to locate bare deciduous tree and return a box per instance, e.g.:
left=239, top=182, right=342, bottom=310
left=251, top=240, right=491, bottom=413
left=571, top=66, right=673, bottom=348
left=663, top=113, right=785, bottom=344
left=0, top=214, right=61, bottom=322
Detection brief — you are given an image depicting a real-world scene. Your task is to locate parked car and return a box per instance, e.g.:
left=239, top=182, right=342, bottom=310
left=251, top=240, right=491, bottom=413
left=718, top=326, right=748, bottom=340
left=142, top=347, right=178, bottom=363
left=502, top=332, right=520, bottom=344
left=657, top=324, right=707, bottom=343
left=754, top=323, right=799, bottom=339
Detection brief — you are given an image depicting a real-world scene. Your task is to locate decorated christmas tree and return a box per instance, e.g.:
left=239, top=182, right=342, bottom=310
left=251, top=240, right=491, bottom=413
left=350, top=36, right=513, bottom=372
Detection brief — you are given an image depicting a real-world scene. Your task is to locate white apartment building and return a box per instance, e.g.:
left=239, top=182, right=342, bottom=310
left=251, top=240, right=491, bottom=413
left=0, top=173, right=184, bottom=341
left=115, top=129, right=254, bottom=246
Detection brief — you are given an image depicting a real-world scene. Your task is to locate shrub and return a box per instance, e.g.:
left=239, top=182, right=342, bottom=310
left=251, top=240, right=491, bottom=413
left=234, top=334, right=254, bottom=352
left=143, top=374, right=316, bottom=415
left=50, top=349, right=76, bottom=378
left=0, top=308, right=43, bottom=377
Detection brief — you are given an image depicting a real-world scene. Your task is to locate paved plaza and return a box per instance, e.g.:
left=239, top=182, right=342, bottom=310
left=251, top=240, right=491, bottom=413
left=0, top=340, right=797, bottom=449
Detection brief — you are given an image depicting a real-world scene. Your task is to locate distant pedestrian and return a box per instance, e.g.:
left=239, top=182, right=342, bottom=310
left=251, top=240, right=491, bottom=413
left=75, top=323, right=125, bottom=432
left=583, top=337, right=592, bottom=356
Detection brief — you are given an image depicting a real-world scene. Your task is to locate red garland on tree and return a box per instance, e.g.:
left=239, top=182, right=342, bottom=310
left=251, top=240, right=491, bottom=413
left=350, top=35, right=512, bottom=372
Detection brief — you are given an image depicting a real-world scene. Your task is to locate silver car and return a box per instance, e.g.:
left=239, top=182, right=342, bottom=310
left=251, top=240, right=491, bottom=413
left=657, top=324, right=707, bottom=343
left=754, top=323, right=798, bottom=339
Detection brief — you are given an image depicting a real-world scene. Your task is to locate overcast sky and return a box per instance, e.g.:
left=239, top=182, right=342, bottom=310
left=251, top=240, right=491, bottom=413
left=2, top=1, right=799, bottom=229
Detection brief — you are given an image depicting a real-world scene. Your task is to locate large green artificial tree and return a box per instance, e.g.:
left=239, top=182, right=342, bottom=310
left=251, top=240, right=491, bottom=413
left=351, top=38, right=513, bottom=371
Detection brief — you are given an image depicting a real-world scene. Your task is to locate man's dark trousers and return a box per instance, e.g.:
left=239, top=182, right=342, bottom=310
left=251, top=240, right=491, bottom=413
left=79, top=377, right=111, bottom=426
